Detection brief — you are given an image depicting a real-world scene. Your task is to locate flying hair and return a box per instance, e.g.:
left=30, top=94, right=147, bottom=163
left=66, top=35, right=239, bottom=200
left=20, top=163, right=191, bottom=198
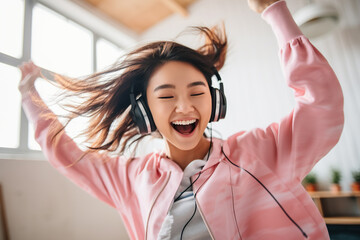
left=40, top=25, right=228, bottom=160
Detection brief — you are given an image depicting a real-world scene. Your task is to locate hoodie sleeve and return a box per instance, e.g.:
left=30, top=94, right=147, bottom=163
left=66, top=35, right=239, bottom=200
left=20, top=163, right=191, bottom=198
left=21, top=90, right=133, bottom=209
left=229, top=1, right=344, bottom=183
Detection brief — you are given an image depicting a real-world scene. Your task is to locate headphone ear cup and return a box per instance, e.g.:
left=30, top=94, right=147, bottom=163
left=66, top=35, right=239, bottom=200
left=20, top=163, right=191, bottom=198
left=130, top=96, right=156, bottom=134
left=210, top=87, right=217, bottom=122
left=219, top=89, right=227, bottom=119
left=209, top=87, right=227, bottom=122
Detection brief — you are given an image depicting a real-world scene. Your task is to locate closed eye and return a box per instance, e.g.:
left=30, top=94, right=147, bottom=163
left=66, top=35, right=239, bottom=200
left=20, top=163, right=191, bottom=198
left=191, top=93, right=204, bottom=96
left=158, top=96, right=174, bottom=99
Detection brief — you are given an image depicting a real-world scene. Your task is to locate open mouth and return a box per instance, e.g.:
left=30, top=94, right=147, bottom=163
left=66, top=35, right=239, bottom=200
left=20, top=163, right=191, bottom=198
left=171, top=119, right=199, bottom=135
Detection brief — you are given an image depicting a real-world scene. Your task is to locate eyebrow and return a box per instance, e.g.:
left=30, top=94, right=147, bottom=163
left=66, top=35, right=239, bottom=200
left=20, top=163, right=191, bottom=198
left=153, top=81, right=206, bottom=92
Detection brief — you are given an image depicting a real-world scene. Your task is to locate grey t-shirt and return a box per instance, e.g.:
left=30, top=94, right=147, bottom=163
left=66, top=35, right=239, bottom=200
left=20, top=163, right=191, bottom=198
left=157, top=159, right=212, bottom=240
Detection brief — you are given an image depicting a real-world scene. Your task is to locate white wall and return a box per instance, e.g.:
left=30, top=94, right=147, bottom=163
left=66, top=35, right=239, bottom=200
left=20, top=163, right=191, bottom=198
left=0, top=159, right=129, bottom=240
left=140, top=0, right=360, bottom=191
left=1, top=0, right=359, bottom=239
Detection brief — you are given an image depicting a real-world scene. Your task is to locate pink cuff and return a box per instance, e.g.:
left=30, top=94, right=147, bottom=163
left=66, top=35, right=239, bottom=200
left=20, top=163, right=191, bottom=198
left=261, top=0, right=303, bottom=48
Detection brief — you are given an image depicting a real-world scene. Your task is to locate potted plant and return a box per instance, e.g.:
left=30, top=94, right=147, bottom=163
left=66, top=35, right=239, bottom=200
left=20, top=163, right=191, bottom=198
left=330, top=168, right=342, bottom=192
left=303, top=173, right=317, bottom=192
left=351, top=171, right=360, bottom=192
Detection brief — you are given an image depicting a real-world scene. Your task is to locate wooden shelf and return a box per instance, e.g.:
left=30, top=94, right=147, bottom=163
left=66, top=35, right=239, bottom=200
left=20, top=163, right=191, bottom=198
left=308, top=191, right=360, bottom=225
left=309, top=191, right=360, bottom=198
left=324, top=217, right=360, bottom=225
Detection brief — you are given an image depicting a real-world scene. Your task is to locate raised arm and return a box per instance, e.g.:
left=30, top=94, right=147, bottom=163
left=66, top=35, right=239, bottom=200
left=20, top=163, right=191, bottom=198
left=18, top=62, right=132, bottom=209
left=228, top=1, right=344, bottom=183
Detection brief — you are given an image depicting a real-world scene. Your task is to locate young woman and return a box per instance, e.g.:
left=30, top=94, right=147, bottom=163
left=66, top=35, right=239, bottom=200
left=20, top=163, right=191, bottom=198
left=19, top=0, right=344, bottom=239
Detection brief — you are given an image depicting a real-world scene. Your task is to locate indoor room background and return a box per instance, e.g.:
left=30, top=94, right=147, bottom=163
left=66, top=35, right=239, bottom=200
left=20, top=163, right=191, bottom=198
left=0, top=0, right=359, bottom=239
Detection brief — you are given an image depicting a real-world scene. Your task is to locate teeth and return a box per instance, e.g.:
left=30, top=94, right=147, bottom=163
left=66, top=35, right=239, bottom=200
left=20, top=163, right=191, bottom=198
left=172, top=119, right=197, bottom=125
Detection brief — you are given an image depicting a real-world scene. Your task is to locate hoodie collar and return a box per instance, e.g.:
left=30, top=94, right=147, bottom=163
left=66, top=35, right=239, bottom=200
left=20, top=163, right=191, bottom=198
left=157, top=138, right=227, bottom=173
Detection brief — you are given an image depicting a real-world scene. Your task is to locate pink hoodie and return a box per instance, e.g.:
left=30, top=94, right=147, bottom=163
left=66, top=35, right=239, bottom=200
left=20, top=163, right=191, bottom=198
left=22, top=1, right=344, bottom=239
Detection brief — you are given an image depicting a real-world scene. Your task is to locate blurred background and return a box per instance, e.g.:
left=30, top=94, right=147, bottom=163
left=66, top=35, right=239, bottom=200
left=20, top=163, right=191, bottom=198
left=0, top=0, right=359, bottom=239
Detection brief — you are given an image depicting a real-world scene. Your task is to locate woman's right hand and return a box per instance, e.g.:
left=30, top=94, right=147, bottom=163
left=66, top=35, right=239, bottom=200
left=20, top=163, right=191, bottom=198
left=247, top=0, right=279, bottom=13
left=18, top=61, right=41, bottom=95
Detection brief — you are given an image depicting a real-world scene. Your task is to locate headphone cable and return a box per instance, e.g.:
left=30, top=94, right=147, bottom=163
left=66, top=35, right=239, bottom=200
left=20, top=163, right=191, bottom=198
left=221, top=146, right=308, bottom=239
left=179, top=127, right=213, bottom=239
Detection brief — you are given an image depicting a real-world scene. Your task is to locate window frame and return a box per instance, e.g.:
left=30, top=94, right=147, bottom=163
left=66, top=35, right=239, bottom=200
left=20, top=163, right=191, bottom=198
left=0, top=0, right=131, bottom=160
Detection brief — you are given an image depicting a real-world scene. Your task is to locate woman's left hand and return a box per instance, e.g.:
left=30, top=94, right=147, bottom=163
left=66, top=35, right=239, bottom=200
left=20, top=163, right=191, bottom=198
left=18, top=61, right=41, bottom=96
left=247, top=0, right=280, bottom=13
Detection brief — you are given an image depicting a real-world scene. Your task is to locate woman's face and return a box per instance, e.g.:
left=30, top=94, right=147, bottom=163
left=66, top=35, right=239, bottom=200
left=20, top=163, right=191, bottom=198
left=146, top=61, right=212, bottom=151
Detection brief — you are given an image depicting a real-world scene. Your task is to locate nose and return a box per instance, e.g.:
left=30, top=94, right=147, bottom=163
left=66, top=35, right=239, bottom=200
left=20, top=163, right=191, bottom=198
left=175, top=96, right=195, bottom=114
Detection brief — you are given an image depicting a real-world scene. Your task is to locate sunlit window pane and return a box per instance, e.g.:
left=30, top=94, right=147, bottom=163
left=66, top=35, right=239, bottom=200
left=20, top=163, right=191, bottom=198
left=0, top=63, right=21, bottom=148
left=28, top=78, right=89, bottom=150
left=32, top=4, right=93, bottom=77
left=28, top=77, right=67, bottom=150
left=96, top=38, right=124, bottom=71
left=29, top=4, right=93, bottom=151
left=0, top=0, right=24, bottom=58
left=28, top=76, right=59, bottom=151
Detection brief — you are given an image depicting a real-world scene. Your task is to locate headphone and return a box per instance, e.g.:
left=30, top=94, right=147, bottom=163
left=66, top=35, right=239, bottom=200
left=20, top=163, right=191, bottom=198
left=130, top=68, right=227, bottom=134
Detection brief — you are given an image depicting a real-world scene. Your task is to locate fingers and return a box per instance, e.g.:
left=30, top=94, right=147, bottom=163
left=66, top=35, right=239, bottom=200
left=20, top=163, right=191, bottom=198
left=19, top=61, right=34, bottom=73
left=247, top=0, right=279, bottom=13
left=18, top=61, right=41, bottom=95
left=19, top=61, right=40, bottom=79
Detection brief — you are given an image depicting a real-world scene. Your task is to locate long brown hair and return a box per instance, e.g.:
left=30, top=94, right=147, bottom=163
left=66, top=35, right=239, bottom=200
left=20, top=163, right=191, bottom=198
left=47, top=25, right=227, bottom=157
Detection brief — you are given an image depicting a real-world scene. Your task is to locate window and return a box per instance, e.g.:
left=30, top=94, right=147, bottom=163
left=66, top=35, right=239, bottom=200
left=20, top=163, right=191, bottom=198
left=0, top=0, right=125, bottom=157
left=96, top=38, right=124, bottom=71
left=0, top=0, right=24, bottom=58
left=32, top=4, right=93, bottom=76
left=0, top=63, right=21, bottom=148
left=0, top=0, right=24, bottom=151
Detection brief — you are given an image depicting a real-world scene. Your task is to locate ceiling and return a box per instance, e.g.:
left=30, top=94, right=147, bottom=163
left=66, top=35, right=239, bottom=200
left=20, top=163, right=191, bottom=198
left=75, top=0, right=198, bottom=33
